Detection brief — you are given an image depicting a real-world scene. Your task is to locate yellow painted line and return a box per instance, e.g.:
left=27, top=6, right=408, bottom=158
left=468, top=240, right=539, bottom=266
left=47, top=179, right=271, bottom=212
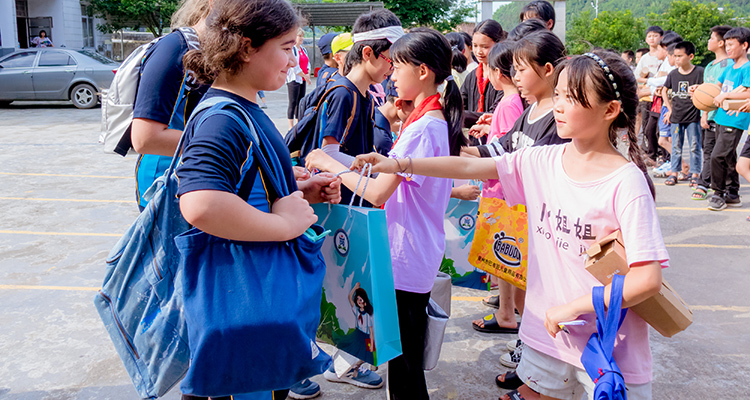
left=0, top=172, right=130, bottom=179
left=665, top=243, right=750, bottom=249
left=0, top=197, right=134, bottom=204
left=0, top=230, right=120, bottom=237
left=657, top=206, right=745, bottom=213
left=0, top=284, right=99, bottom=292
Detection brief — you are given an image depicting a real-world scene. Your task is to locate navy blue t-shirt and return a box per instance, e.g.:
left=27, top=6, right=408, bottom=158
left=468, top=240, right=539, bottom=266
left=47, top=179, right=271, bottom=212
left=132, top=30, right=209, bottom=208
left=316, top=65, right=338, bottom=87
left=373, top=108, right=394, bottom=156
left=176, top=89, right=296, bottom=212
left=133, top=30, right=208, bottom=125
left=317, top=77, right=374, bottom=156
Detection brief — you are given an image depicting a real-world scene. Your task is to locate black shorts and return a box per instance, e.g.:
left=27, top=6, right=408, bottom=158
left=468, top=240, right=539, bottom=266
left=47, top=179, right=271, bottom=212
left=740, top=134, right=750, bottom=159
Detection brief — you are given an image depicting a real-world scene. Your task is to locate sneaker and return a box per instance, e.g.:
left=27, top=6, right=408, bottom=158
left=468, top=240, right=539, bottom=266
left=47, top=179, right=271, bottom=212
left=725, top=194, right=742, bottom=207
left=500, top=341, right=524, bottom=368
left=708, top=195, right=727, bottom=211
left=506, top=338, right=521, bottom=352
left=323, top=364, right=383, bottom=389
left=288, top=379, right=321, bottom=399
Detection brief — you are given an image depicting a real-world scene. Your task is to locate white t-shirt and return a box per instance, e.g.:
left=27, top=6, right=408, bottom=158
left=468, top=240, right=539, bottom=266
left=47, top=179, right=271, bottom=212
left=353, top=306, right=373, bottom=333
left=635, top=52, right=663, bottom=101
left=386, top=115, right=452, bottom=293
left=493, top=144, right=670, bottom=384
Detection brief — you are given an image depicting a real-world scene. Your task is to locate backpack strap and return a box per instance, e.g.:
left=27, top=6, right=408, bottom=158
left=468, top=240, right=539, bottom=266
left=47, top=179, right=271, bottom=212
left=186, top=97, right=289, bottom=200
left=313, top=84, right=359, bottom=148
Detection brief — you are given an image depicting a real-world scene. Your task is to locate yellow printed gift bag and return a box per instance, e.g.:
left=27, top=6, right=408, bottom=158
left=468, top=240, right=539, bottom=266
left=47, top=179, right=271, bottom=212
left=467, top=197, right=528, bottom=290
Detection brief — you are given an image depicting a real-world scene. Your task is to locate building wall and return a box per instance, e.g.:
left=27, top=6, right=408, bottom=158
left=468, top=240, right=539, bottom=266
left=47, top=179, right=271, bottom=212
left=61, top=0, right=82, bottom=48
left=28, top=0, right=64, bottom=45
left=0, top=0, right=17, bottom=54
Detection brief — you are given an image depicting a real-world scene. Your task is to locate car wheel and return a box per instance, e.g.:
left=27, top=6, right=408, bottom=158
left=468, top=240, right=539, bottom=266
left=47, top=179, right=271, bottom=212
left=70, top=83, right=98, bottom=109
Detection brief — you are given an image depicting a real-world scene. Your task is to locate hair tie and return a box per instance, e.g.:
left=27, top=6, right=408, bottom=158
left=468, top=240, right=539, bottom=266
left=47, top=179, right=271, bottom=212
left=451, top=45, right=459, bottom=51
left=583, top=53, right=621, bottom=102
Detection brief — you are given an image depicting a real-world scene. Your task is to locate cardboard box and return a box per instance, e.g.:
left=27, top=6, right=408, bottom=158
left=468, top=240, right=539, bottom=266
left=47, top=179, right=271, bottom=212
left=722, top=99, right=746, bottom=111
left=584, top=231, right=693, bottom=337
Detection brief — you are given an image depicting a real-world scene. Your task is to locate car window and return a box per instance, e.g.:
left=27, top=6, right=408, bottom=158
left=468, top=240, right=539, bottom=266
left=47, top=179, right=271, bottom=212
left=38, top=51, right=76, bottom=67
left=1, top=52, right=37, bottom=68
left=75, top=50, right=116, bottom=64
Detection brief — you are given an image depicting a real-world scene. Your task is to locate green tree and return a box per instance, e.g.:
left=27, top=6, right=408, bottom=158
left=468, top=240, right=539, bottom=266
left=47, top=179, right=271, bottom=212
left=383, top=0, right=470, bottom=29
left=648, top=0, right=738, bottom=64
left=89, top=0, right=179, bottom=37
left=566, top=10, right=647, bottom=55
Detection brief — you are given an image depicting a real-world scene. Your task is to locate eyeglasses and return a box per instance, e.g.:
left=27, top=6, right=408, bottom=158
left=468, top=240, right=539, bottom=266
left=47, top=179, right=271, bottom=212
left=379, top=53, right=393, bottom=67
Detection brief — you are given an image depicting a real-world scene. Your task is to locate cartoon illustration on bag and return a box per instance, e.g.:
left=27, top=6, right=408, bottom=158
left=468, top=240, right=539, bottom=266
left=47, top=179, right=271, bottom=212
left=441, top=197, right=488, bottom=289
left=331, top=282, right=376, bottom=364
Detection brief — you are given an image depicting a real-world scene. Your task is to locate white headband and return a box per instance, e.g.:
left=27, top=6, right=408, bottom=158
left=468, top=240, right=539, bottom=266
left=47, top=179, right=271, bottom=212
left=352, top=26, right=404, bottom=44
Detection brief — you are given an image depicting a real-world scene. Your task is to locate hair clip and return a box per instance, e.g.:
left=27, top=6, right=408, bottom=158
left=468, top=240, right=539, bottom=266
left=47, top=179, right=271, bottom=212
left=583, top=53, right=621, bottom=102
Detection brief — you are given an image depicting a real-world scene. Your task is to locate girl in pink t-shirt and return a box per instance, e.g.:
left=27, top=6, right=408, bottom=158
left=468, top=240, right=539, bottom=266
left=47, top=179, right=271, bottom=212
left=306, top=28, right=467, bottom=398
left=354, top=50, right=668, bottom=400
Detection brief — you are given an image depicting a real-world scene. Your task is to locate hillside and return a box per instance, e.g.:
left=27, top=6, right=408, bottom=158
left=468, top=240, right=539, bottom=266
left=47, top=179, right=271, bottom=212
left=493, top=0, right=750, bottom=31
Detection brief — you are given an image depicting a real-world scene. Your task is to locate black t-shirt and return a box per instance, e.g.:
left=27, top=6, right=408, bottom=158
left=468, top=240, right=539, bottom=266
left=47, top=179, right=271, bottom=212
left=176, top=89, right=296, bottom=211
left=461, top=67, right=504, bottom=127
left=373, top=108, right=394, bottom=156
left=500, top=102, right=568, bottom=153
left=665, top=66, right=704, bottom=124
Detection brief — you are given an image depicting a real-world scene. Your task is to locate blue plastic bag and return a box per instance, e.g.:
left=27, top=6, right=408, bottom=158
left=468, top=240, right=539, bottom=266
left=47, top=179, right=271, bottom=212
left=581, top=273, right=628, bottom=400
left=313, top=168, right=402, bottom=366
left=174, top=99, right=331, bottom=396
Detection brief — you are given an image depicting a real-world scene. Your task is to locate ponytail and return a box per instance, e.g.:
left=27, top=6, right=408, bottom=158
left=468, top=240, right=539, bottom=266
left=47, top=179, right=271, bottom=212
left=445, top=32, right=468, bottom=74
left=391, top=27, right=466, bottom=156
left=443, top=78, right=466, bottom=156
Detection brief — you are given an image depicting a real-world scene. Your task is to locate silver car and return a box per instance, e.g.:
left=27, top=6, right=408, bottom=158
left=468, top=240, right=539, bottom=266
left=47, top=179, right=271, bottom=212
left=0, top=48, right=119, bottom=109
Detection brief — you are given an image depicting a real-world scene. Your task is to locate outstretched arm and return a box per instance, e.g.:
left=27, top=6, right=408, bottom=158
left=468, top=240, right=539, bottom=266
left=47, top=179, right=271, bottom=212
left=349, top=282, right=360, bottom=308
left=351, top=152, right=499, bottom=181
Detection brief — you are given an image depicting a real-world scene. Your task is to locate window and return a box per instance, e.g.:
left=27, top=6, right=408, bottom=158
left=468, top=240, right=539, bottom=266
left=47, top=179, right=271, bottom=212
left=1, top=52, right=36, bottom=68
left=81, top=5, right=95, bottom=48
left=38, top=51, right=76, bottom=67
left=75, top=50, right=116, bottom=64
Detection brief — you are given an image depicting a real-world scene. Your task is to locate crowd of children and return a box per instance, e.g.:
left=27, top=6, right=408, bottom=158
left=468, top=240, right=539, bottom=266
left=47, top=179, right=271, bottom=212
left=123, top=0, right=749, bottom=398
left=623, top=24, right=750, bottom=217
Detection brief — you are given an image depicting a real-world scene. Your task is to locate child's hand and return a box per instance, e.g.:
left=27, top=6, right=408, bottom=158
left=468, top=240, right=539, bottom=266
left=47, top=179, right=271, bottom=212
left=714, top=92, right=728, bottom=107
left=476, top=113, right=493, bottom=125
left=299, top=173, right=342, bottom=205
left=469, top=124, right=490, bottom=138
left=700, top=113, right=709, bottom=130
left=737, top=99, right=750, bottom=113
left=451, top=184, right=481, bottom=201
left=272, top=191, right=317, bottom=239
left=293, top=166, right=311, bottom=181
left=688, top=84, right=699, bottom=96
left=544, top=304, right=580, bottom=339
left=351, top=152, right=399, bottom=174
left=663, top=110, right=671, bottom=125
left=305, top=149, right=336, bottom=173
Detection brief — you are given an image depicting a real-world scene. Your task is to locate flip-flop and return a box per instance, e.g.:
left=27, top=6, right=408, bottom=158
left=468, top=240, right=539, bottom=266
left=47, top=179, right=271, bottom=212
left=499, top=389, right=526, bottom=400
left=482, top=295, right=500, bottom=309
left=495, top=370, right=523, bottom=390
left=472, top=314, right=520, bottom=334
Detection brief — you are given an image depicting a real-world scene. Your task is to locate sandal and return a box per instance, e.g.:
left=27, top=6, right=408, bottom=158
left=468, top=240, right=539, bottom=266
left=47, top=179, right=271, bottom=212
left=689, top=177, right=699, bottom=189
left=652, top=171, right=669, bottom=178
left=677, top=172, right=690, bottom=181
left=664, top=175, right=678, bottom=186
left=692, top=187, right=709, bottom=200
left=499, top=390, right=526, bottom=400
left=483, top=295, right=500, bottom=309
left=496, top=370, right=523, bottom=390
left=472, top=314, right=520, bottom=334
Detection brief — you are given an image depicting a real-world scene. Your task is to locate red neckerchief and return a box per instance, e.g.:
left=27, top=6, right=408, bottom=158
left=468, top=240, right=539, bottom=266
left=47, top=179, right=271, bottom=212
left=476, top=63, right=489, bottom=112
left=392, top=93, right=442, bottom=149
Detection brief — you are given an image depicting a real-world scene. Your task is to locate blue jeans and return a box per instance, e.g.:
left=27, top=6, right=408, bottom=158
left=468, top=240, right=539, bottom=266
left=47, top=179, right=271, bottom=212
left=670, top=122, right=702, bottom=175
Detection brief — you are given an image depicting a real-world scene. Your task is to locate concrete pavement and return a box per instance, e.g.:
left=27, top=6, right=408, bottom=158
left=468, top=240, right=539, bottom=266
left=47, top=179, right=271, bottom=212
left=0, top=87, right=749, bottom=400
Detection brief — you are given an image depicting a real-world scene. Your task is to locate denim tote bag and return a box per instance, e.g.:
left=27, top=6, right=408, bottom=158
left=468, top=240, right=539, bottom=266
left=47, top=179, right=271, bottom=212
left=581, top=273, right=628, bottom=400
left=94, top=96, right=259, bottom=399
left=174, top=99, right=331, bottom=397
